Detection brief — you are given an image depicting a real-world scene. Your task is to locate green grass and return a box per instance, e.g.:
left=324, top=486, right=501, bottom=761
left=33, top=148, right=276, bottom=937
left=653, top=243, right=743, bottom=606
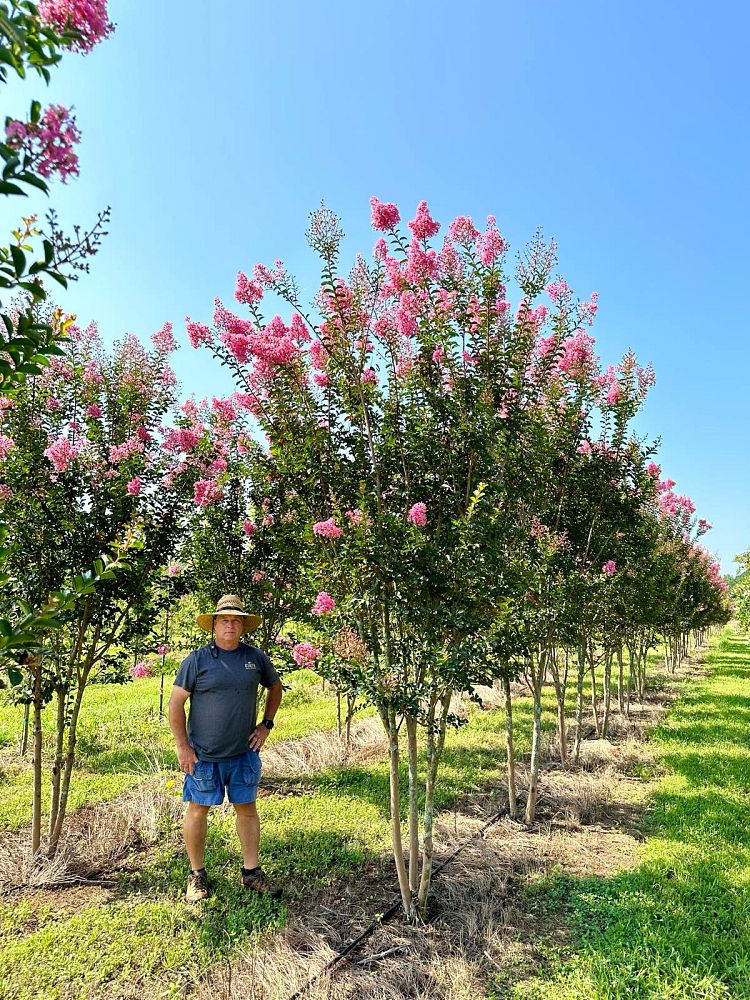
left=509, top=628, right=750, bottom=1000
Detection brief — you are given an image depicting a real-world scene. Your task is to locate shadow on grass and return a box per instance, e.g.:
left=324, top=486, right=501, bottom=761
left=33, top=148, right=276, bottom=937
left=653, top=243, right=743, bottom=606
left=522, top=630, right=750, bottom=999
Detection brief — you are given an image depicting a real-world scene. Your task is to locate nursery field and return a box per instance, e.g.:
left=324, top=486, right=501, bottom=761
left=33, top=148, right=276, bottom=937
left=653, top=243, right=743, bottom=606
left=0, top=630, right=746, bottom=999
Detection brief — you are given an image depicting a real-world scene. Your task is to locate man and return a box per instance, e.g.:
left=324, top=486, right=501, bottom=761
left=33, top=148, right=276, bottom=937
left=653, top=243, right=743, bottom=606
left=169, top=593, right=283, bottom=903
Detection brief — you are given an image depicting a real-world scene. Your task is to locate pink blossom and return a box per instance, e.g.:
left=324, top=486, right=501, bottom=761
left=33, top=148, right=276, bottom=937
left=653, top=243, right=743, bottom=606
left=345, top=508, right=364, bottom=526
left=157, top=644, right=170, bottom=656
left=476, top=217, right=507, bottom=266
left=577, top=441, right=592, bottom=455
left=86, top=404, right=102, bottom=419
left=311, top=591, right=336, bottom=616
left=235, top=271, right=264, bottom=305
left=5, top=105, right=81, bottom=182
left=151, top=321, right=176, bottom=353
left=558, top=330, right=596, bottom=378
left=44, top=435, right=79, bottom=472
left=314, top=373, right=330, bottom=388
left=186, top=318, right=213, bottom=349
left=545, top=278, right=572, bottom=303
left=292, top=642, right=321, bottom=667
left=38, top=0, right=114, bottom=52
left=361, top=367, right=378, bottom=386
left=0, top=484, right=12, bottom=501
left=407, top=502, right=427, bottom=527
left=448, top=216, right=478, bottom=244
left=126, top=477, right=141, bottom=496
left=211, top=396, right=238, bottom=423
left=432, top=346, right=446, bottom=363
left=242, top=519, right=257, bottom=536
left=109, top=437, right=143, bottom=463
left=252, top=570, right=267, bottom=583
left=408, top=201, right=440, bottom=240
left=646, top=462, right=660, bottom=477
left=373, top=237, right=388, bottom=261
left=262, top=514, right=275, bottom=527
left=370, top=196, right=400, bottom=231
left=46, top=396, right=62, bottom=412
left=194, top=479, right=223, bottom=506
left=0, top=435, right=15, bottom=460
left=166, top=562, right=182, bottom=577
left=129, top=660, right=153, bottom=679
left=312, top=517, right=343, bottom=539
left=602, top=561, right=617, bottom=576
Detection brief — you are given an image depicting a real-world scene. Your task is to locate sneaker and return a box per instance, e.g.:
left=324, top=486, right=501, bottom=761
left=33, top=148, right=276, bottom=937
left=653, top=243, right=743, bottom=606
left=186, top=868, right=211, bottom=902
left=241, top=866, right=282, bottom=898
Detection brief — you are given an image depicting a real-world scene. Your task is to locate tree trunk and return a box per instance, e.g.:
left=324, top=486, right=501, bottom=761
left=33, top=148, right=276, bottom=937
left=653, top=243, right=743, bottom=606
left=549, top=648, right=568, bottom=767
left=19, top=702, right=30, bottom=756
left=49, top=658, right=93, bottom=855
left=601, top=650, right=612, bottom=738
left=417, top=692, right=450, bottom=919
left=31, top=662, right=43, bottom=857
left=617, top=646, right=625, bottom=714
left=573, top=644, right=586, bottom=765
left=49, top=685, right=66, bottom=838
left=382, top=706, right=412, bottom=918
left=502, top=674, right=518, bottom=819
left=405, top=713, right=420, bottom=898
left=524, top=652, right=545, bottom=825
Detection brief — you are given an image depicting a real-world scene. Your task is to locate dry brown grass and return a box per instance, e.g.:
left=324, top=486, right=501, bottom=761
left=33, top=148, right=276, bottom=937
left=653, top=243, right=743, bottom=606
left=0, top=777, right=182, bottom=891
left=262, top=717, right=387, bottom=776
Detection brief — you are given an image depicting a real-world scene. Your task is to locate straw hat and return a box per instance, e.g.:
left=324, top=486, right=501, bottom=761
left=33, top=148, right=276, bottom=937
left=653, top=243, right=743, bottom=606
left=196, top=594, right=262, bottom=635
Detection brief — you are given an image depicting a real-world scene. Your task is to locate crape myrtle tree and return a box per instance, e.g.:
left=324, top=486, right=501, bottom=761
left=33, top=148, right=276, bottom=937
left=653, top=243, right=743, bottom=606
left=186, top=198, right=608, bottom=919
left=0, top=321, right=220, bottom=854
left=0, top=0, right=114, bottom=664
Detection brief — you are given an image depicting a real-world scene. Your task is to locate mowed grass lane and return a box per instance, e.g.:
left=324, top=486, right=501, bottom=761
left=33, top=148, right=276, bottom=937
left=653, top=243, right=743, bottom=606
left=511, top=628, right=750, bottom=1000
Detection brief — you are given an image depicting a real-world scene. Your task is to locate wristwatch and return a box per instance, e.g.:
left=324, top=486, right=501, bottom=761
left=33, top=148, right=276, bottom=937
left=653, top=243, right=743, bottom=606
left=261, top=718, right=274, bottom=730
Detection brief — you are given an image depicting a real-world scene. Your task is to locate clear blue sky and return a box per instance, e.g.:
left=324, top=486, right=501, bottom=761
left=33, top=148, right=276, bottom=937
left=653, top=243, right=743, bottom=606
left=4, top=0, right=749, bottom=571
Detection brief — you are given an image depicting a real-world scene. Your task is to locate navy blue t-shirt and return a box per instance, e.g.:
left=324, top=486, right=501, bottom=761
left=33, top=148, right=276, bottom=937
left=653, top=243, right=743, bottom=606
left=173, top=642, right=279, bottom=760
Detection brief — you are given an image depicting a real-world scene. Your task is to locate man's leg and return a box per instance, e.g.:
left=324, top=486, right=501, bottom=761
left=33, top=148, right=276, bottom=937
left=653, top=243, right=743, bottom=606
left=233, top=801, right=259, bottom=869
left=184, top=802, right=211, bottom=870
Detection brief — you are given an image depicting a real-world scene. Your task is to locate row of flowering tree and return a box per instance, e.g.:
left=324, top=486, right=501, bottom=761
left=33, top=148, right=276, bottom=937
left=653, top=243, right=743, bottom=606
left=184, top=199, right=729, bottom=919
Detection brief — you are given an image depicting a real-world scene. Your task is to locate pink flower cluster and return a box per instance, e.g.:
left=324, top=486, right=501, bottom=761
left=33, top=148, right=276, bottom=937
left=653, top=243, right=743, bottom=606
left=292, top=642, right=321, bottom=667
left=602, top=560, right=617, bottom=576
left=166, top=562, right=182, bottom=577
left=129, top=660, right=153, bottom=679
left=0, top=435, right=15, bottom=460
left=44, top=435, right=80, bottom=472
left=312, top=517, right=343, bottom=539
left=370, top=197, right=400, bottom=231
left=235, top=271, right=264, bottom=305
left=38, top=0, right=114, bottom=53
left=126, top=477, right=141, bottom=496
left=151, top=321, right=177, bottom=353
left=5, top=105, right=81, bottom=183
left=194, top=478, right=223, bottom=507
left=311, top=591, right=336, bottom=616
left=407, top=502, right=427, bottom=527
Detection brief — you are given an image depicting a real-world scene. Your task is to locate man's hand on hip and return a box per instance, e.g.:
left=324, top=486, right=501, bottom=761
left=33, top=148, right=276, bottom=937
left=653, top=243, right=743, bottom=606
left=177, top=745, right=198, bottom=774
left=248, top=725, right=270, bottom=751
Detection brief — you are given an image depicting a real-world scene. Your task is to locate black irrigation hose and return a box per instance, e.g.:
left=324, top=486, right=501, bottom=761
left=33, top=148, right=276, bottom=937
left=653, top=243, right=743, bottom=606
left=285, top=807, right=507, bottom=1000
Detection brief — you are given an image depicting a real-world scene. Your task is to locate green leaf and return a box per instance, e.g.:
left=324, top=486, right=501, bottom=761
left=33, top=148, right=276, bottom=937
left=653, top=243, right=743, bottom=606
left=10, top=244, right=26, bottom=277
left=0, top=180, right=26, bottom=196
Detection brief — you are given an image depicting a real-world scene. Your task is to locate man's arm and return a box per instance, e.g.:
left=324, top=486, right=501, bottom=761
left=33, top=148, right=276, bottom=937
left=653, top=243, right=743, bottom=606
left=168, top=685, right=198, bottom=774
left=248, top=679, right=283, bottom=751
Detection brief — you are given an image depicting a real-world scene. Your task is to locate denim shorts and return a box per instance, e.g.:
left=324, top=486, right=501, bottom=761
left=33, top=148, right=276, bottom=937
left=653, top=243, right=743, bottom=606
left=182, top=750, right=261, bottom=806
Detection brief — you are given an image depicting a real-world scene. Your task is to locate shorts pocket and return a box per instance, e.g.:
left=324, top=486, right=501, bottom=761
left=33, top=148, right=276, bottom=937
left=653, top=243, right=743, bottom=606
left=241, top=751, right=260, bottom=784
left=192, top=760, right=217, bottom=793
